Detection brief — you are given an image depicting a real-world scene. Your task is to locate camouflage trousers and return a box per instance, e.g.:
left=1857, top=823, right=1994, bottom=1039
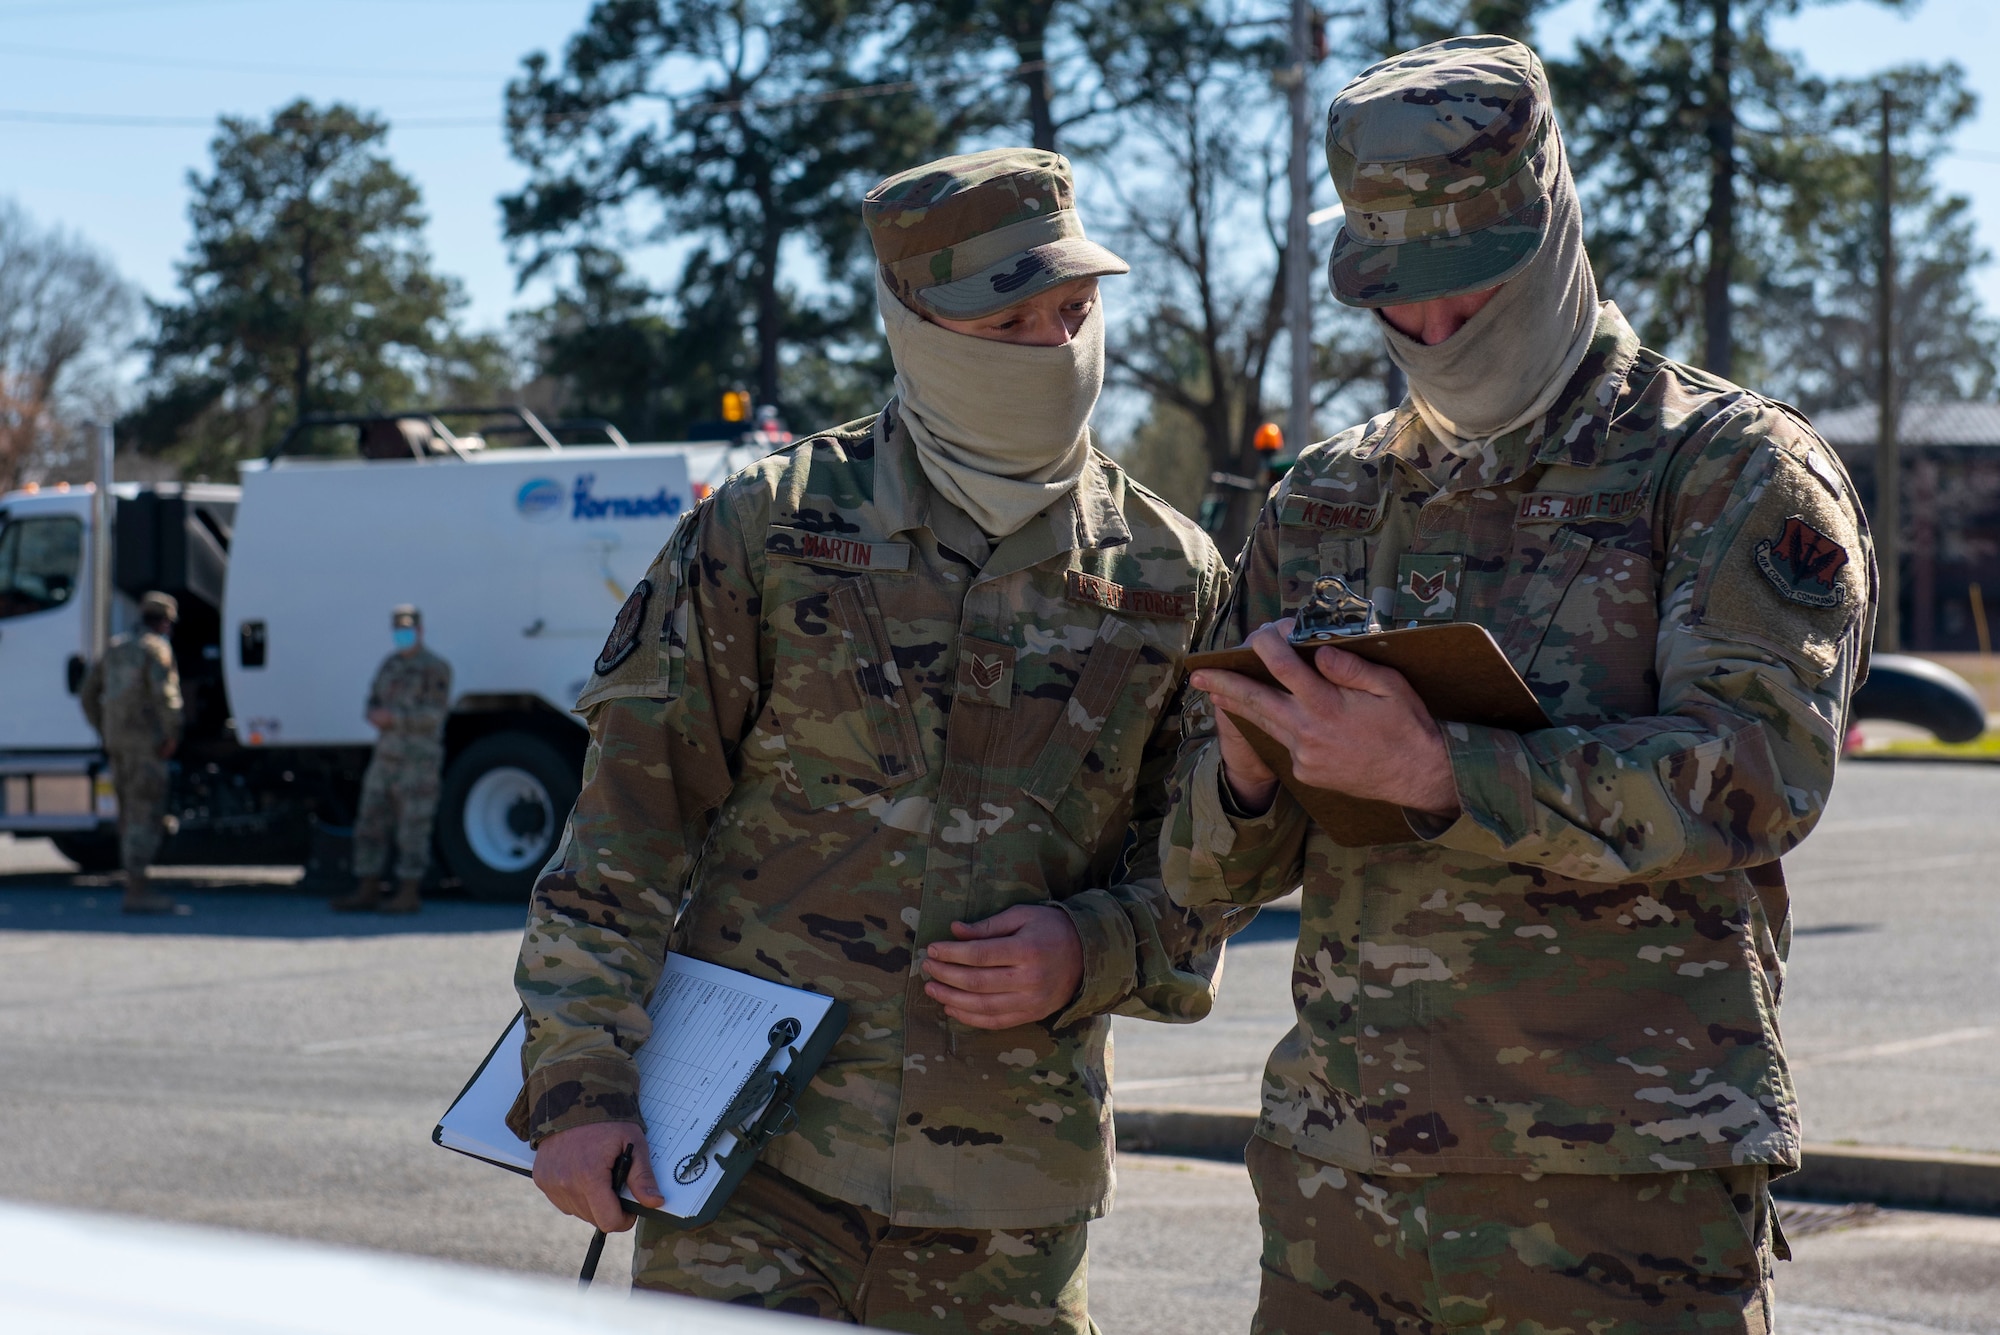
left=632, top=1161, right=1095, bottom=1333
left=1247, top=1136, right=1777, bottom=1335
left=107, top=748, right=169, bottom=874
left=352, top=743, right=442, bottom=881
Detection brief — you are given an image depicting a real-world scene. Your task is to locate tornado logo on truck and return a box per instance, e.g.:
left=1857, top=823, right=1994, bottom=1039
left=517, top=475, right=683, bottom=523
left=570, top=474, right=681, bottom=521
left=516, top=478, right=563, bottom=520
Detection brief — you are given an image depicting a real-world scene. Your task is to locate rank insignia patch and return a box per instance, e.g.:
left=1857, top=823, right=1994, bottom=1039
left=953, top=636, right=1015, bottom=708
left=1391, top=553, right=1463, bottom=623
left=594, top=578, right=652, bottom=676
left=1754, top=515, right=1849, bottom=608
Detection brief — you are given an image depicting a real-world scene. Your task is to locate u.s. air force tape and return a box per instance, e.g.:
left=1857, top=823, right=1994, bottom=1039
left=1065, top=570, right=1196, bottom=620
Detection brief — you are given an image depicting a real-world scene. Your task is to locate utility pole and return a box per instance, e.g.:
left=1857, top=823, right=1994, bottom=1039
left=91, top=421, right=114, bottom=664
left=1702, top=0, right=1736, bottom=379
left=1876, top=86, right=1901, bottom=652
left=1285, top=0, right=1313, bottom=459
left=1380, top=0, right=1407, bottom=410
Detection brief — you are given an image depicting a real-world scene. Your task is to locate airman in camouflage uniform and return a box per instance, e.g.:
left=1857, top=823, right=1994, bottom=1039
left=1165, top=38, right=1874, bottom=1333
left=513, top=150, right=1248, bottom=1331
left=79, top=590, right=185, bottom=914
left=336, top=605, right=451, bottom=915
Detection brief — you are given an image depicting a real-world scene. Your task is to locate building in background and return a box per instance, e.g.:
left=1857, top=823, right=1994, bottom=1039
left=1816, top=402, right=2000, bottom=654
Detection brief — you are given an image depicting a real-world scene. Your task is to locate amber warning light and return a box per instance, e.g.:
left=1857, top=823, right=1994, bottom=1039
left=1253, top=422, right=1283, bottom=454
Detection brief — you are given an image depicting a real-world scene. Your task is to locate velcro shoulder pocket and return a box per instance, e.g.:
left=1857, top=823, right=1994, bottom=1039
left=575, top=508, right=701, bottom=715
left=1688, top=445, right=1869, bottom=684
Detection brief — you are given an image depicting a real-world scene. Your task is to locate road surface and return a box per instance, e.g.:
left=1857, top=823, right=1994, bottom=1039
left=0, top=759, right=1995, bottom=1332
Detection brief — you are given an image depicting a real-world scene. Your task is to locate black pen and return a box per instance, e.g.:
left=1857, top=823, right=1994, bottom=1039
left=577, top=1142, right=635, bottom=1289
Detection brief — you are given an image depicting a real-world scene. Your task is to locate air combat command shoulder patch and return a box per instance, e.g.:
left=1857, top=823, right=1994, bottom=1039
left=594, top=578, right=653, bottom=676
left=1755, top=515, right=1849, bottom=608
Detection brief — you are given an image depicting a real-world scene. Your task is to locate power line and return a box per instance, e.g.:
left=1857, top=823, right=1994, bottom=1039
left=0, top=59, right=1054, bottom=130
left=0, top=39, right=506, bottom=82
left=683, top=61, right=1046, bottom=116
left=0, top=0, right=258, bottom=20
left=0, top=108, right=212, bottom=126
left=0, top=107, right=496, bottom=128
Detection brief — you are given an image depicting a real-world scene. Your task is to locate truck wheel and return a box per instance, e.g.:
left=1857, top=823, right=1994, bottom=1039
left=437, top=732, right=580, bottom=903
left=52, top=833, right=122, bottom=874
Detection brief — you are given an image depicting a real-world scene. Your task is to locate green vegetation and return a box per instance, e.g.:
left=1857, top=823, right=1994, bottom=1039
left=1875, top=732, right=2000, bottom=761
left=40, top=0, right=1995, bottom=483
left=124, top=100, right=511, bottom=474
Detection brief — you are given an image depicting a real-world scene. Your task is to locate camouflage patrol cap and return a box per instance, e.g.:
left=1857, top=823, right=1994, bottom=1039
left=1325, top=35, right=1561, bottom=308
left=391, top=604, right=420, bottom=627
left=139, top=591, right=177, bottom=623
left=865, top=148, right=1129, bottom=320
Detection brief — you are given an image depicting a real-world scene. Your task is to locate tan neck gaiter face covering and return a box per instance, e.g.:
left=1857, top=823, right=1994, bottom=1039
left=877, top=274, right=1100, bottom=538
left=1378, top=132, right=1600, bottom=453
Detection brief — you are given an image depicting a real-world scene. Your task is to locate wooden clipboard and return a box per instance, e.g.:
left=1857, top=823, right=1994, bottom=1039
left=1186, top=622, right=1551, bottom=847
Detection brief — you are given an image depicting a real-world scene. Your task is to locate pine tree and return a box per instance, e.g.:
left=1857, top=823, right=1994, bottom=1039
left=130, top=101, right=495, bottom=472
left=1549, top=0, right=1916, bottom=381
left=503, top=0, right=957, bottom=433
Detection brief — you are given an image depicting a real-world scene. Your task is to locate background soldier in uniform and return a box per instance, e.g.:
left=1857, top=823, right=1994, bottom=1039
left=1166, top=38, right=1875, bottom=1333
left=334, top=605, right=451, bottom=915
left=80, top=591, right=186, bottom=915
left=515, top=149, right=1247, bottom=1331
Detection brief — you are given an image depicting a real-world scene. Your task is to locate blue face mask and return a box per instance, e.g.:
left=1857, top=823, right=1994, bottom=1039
left=392, top=627, right=417, bottom=650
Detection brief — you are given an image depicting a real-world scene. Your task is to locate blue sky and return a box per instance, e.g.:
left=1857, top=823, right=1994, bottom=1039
left=0, top=0, right=596, bottom=333
left=2, top=0, right=1997, bottom=341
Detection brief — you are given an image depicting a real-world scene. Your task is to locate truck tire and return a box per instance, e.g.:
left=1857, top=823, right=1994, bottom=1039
left=52, top=833, right=122, bottom=874
left=437, top=731, right=579, bottom=903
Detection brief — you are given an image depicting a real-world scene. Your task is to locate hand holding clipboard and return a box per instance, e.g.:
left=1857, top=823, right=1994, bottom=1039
left=1186, top=576, right=1550, bottom=847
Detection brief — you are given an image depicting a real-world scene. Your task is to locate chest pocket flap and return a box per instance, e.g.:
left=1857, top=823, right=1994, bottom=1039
left=772, top=575, right=927, bottom=808
left=1023, top=615, right=1146, bottom=838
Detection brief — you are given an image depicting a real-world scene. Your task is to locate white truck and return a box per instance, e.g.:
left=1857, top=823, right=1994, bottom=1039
left=0, top=409, right=774, bottom=899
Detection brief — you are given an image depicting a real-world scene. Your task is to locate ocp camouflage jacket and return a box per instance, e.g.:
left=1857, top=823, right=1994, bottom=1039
left=366, top=646, right=451, bottom=761
left=81, top=631, right=182, bottom=754
left=514, top=406, right=1248, bottom=1228
left=1163, top=303, right=1876, bottom=1178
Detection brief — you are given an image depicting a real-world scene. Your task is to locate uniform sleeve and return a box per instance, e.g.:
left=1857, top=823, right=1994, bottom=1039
left=510, top=494, right=766, bottom=1144
left=1419, top=406, right=1874, bottom=883
left=1051, top=546, right=1264, bottom=1027
left=151, top=642, right=184, bottom=747
left=1160, top=495, right=1311, bottom=911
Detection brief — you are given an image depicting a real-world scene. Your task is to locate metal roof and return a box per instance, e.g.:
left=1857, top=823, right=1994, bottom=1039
left=1811, top=401, right=2000, bottom=450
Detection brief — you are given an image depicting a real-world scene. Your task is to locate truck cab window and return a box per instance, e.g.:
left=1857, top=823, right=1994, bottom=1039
left=0, top=516, right=84, bottom=620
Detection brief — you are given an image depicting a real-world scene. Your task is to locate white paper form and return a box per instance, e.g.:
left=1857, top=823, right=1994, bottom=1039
left=635, top=956, right=835, bottom=1218
left=435, top=953, right=839, bottom=1221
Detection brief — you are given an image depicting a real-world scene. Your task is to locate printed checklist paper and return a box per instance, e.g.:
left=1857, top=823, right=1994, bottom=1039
left=435, top=954, right=843, bottom=1222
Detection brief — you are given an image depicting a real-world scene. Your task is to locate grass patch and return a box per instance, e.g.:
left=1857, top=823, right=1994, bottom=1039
left=1874, top=732, right=2000, bottom=760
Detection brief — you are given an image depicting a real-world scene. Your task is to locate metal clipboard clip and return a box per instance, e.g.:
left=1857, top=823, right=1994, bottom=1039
left=1287, top=573, right=1381, bottom=645
left=673, top=1016, right=804, bottom=1186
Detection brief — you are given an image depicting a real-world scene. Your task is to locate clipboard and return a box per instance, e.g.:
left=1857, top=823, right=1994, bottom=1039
left=433, top=953, right=847, bottom=1229
left=1186, top=622, right=1551, bottom=846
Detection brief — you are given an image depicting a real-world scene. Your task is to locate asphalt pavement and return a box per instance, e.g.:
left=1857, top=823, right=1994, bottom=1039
left=1110, top=759, right=2000, bottom=1156
left=0, top=757, right=1995, bottom=1333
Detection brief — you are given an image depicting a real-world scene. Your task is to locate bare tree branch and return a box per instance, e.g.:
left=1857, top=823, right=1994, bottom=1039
left=0, top=200, right=135, bottom=490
